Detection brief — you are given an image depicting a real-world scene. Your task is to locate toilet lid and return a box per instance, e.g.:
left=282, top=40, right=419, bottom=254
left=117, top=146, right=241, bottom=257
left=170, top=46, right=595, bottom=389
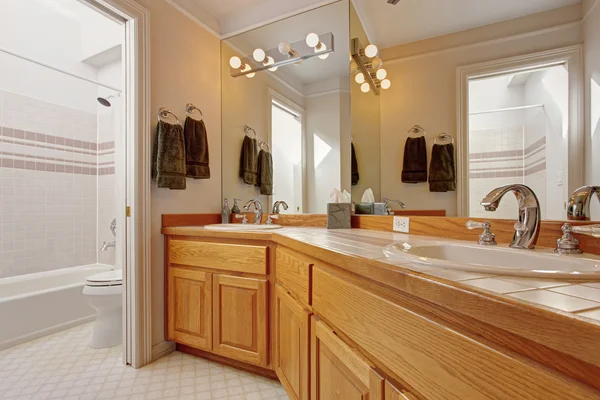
left=86, top=269, right=123, bottom=287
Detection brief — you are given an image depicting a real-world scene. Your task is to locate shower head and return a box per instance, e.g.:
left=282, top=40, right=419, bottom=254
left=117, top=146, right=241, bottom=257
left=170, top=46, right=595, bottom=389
left=97, top=95, right=115, bottom=107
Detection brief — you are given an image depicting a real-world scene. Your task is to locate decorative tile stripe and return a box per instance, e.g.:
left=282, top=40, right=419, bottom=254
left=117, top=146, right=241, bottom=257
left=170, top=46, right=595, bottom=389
left=470, top=161, right=546, bottom=179
left=0, top=126, right=114, bottom=152
left=0, top=156, right=116, bottom=175
left=469, top=136, right=546, bottom=160
left=0, top=151, right=102, bottom=166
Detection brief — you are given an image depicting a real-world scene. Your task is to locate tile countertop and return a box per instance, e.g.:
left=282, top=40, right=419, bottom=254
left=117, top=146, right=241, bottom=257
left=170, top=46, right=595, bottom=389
left=162, top=226, right=600, bottom=324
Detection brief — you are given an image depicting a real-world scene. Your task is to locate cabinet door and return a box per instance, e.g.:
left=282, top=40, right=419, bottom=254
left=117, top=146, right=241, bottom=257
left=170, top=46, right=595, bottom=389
left=274, top=285, right=310, bottom=400
left=212, top=274, right=269, bottom=366
left=385, top=381, right=418, bottom=400
left=311, top=317, right=383, bottom=400
left=167, top=267, right=212, bottom=350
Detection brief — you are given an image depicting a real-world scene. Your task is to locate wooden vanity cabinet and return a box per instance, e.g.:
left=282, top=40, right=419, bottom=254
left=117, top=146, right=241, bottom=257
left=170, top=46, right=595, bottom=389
left=274, top=285, right=310, bottom=400
left=212, top=274, right=269, bottom=367
left=167, top=267, right=212, bottom=350
left=311, top=316, right=384, bottom=400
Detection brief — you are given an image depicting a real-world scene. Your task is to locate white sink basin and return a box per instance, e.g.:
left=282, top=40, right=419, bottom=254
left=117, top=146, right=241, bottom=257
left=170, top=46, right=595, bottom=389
left=204, top=224, right=282, bottom=231
left=383, top=241, right=600, bottom=280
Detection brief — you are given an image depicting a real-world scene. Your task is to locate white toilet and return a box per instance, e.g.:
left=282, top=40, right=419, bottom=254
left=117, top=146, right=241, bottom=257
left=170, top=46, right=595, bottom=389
left=83, top=269, right=123, bottom=349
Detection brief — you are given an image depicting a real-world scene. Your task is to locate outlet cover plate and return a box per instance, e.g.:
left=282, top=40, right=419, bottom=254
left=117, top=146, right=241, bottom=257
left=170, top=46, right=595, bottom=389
left=393, top=216, right=410, bottom=233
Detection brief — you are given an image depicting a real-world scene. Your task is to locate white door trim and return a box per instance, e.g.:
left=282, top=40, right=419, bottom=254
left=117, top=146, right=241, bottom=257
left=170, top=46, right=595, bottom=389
left=85, top=0, right=152, bottom=368
left=456, top=45, right=584, bottom=217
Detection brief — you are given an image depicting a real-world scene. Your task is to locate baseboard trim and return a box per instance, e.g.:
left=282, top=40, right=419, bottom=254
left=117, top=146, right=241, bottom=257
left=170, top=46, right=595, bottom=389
left=177, top=344, right=279, bottom=380
left=152, top=340, right=176, bottom=361
left=0, top=315, right=95, bottom=351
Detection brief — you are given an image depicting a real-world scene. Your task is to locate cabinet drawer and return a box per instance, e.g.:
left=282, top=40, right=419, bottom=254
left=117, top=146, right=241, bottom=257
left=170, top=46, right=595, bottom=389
left=276, top=247, right=311, bottom=305
left=169, top=240, right=267, bottom=275
left=312, top=266, right=600, bottom=400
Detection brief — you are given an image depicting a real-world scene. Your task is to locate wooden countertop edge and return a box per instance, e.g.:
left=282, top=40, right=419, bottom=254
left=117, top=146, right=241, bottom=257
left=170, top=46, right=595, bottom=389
left=162, top=227, right=600, bottom=369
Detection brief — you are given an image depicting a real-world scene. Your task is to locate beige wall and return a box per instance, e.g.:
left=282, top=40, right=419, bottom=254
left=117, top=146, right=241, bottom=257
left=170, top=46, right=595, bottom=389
left=378, top=8, right=583, bottom=216
left=136, top=0, right=222, bottom=347
left=584, top=0, right=600, bottom=184
left=221, top=43, right=305, bottom=210
left=350, top=4, right=381, bottom=202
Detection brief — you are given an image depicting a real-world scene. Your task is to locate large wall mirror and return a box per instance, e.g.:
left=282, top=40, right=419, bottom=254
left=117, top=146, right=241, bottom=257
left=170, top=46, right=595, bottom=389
left=222, top=0, right=600, bottom=221
left=221, top=1, right=351, bottom=214
left=350, top=0, right=599, bottom=220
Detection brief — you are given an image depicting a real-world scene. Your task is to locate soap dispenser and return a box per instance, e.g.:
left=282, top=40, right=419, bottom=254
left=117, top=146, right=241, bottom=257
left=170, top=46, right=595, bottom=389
left=231, top=198, right=241, bottom=215
left=221, top=198, right=231, bottom=224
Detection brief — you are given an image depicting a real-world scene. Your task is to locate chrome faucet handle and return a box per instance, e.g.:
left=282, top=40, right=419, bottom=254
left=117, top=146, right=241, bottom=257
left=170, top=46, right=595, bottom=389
left=383, top=198, right=406, bottom=215
left=235, top=214, right=248, bottom=224
left=572, top=224, right=600, bottom=238
left=266, top=214, right=280, bottom=225
left=556, top=223, right=582, bottom=254
left=466, top=220, right=497, bottom=246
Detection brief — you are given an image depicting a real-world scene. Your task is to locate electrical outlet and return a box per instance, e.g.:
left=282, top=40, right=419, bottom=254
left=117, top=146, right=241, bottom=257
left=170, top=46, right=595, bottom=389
left=393, top=216, right=410, bottom=233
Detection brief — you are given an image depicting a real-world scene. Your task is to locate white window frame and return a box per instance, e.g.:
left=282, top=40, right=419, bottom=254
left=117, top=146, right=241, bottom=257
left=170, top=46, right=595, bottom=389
left=456, top=45, right=584, bottom=217
left=267, top=88, right=307, bottom=212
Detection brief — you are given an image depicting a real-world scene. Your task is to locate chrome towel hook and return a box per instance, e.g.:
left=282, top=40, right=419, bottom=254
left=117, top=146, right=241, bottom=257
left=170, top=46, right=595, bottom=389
left=185, top=103, right=203, bottom=120
left=158, top=107, right=180, bottom=124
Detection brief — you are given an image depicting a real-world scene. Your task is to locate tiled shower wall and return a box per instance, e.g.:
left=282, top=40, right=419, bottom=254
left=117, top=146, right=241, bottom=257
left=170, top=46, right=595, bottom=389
left=0, top=90, right=115, bottom=278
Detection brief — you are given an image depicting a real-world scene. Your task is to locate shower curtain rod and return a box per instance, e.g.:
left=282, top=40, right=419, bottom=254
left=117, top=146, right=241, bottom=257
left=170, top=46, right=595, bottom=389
left=470, top=103, right=544, bottom=116
left=0, top=47, right=122, bottom=93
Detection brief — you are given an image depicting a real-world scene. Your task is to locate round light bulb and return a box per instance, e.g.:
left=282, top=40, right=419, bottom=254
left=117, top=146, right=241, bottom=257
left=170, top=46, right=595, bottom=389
left=229, top=56, right=242, bottom=69
left=355, top=72, right=365, bottom=84
left=306, top=33, right=320, bottom=48
left=371, top=57, right=383, bottom=70
left=246, top=72, right=255, bottom=78
left=264, top=56, right=274, bottom=66
left=381, top=79, right=391, bottom=89
left=269, top=66, right=278, bottom=72
left=315, top=43, right=327, bottom=53
left=365, top=44, right=378, bottom=58
left=361, top=82, right=370, bottom=93
left=319, top=53, right=329, bottom=60
left=241, top=64, right=251, bottom=73
left=376, top=69, right=387, bottom=80
left=278, top=41, right=291, bottom=55
left=253, top=48, right=266, bottom=62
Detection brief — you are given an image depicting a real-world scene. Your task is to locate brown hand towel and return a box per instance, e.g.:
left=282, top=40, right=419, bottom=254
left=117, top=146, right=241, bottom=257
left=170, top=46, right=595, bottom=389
left=256, top=150, right=273, bottom=195
left=429, top=143, right=456, bottom=192
left=152, top=120, right=186, bottom=190
left=184, top=117, right=210, bottom=179
left=351, top=142, right=359, bottom=186
left=401, top=136, right=428, bottom=183
left=239, top=136, right=258, bottom=185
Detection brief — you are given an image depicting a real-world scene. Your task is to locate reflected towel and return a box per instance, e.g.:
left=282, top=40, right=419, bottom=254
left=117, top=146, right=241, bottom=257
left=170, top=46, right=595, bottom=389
left=256, top=150, right=273, bottom=195
left=184, top=116, right=210, bottom=179
left=239, top=136, right=258, bottom=185
left=351, top=142, right=359, bottom=186
left=429, top=143, right=456, bottom=192
left=152, top=120, right=186, bottom=190
left=401, top=136, right=428, bottom=183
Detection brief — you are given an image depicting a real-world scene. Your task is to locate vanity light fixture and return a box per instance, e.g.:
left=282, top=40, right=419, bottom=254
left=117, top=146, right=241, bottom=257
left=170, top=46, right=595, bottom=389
left=229, top=32, right=334, bottom=78
left=351, top=38, right=391, bottom=95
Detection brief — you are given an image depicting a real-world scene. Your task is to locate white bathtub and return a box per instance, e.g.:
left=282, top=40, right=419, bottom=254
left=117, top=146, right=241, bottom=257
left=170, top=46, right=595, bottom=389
left=0, top=264, right=114, bottom=350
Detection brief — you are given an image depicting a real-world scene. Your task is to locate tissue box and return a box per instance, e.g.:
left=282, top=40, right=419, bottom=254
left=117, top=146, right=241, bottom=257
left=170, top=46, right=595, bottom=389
left=327, top=203, right=351, bottom=229
left=355, top=203, right=374, bottom=215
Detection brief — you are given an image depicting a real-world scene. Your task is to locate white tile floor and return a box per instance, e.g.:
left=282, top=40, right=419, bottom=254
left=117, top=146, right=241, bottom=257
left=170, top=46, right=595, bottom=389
left=0, top=324, right=289, bottom=400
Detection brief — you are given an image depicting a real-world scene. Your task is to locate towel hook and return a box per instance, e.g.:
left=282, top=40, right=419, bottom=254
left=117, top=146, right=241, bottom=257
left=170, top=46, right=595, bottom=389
left=244, top=125, right=257, bottom=139
left=158, top=107, right=180, bottom=124
left=406, top=124, right=426, bottom=137
left=185, top=103, right=203, bottom=121
left=258, top=139, right=270, bottom=152
left=434, top=132, right=454, bottom=144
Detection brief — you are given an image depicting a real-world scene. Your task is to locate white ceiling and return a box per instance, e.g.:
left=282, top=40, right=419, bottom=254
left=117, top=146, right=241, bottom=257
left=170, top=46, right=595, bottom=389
left=225, top=1, right=349, bottom=88
left=352, top=0, right=581, bottom=49
left=169, top=0, right=340, bottom=37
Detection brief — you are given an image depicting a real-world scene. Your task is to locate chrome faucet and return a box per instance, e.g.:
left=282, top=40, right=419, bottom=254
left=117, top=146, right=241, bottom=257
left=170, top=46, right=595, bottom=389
left=567, top=186, right=600, bottom=221
left=267, top=201, right=288, bottom=225
left=243, top=199, right=263, bottom=224
left=383, top=198, right=406, bottom=215
left=100, top=241, right=115, bottom=251
left=480, top=184, right=541, bottom=249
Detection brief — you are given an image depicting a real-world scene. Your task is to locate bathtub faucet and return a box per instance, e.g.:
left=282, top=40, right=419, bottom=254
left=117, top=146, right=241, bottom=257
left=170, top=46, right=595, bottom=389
left=100, top=241, right=116, bottom=251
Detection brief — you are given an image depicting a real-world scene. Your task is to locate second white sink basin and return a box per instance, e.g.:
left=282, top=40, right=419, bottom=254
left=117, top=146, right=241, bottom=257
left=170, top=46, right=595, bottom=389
left=204, top=224, right=282, bottom=231
left=383, top=241, right=600, bottom=280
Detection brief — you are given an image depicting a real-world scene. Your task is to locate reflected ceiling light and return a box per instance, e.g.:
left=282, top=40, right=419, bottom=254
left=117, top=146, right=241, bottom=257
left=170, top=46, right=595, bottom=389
left=381, top=79, right=391, bottom=89
left=355, top=72, right=365, bottom=84
left=306, top=32, right=320, bottom=48
left=315, top=42, right=329, bottom=60
left=253, top=48, right=266, bottom=62
left=361, top=82, right=370, bottom=93
left=376, top=69, right=387, bottom=80
left=365, top=44, right=378, bottom=58
left=371, top=57, right=383, bottom=70
left=246, top=73, right=256, bottom=78
left=229, top=56, right=242, bottom=69
left=278, top=41, right=297, bottom=57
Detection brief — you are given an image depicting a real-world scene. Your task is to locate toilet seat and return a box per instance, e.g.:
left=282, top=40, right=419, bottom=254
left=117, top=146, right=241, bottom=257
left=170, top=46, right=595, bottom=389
left=86, top=269, right=122, bottom=287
